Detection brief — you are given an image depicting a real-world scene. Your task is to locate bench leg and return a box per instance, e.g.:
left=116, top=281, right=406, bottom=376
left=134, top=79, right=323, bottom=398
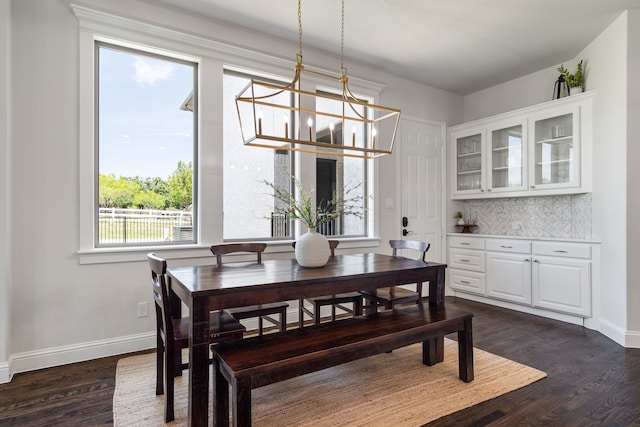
left=422, top=335, right=445, bottom=366
left=213, top=357, right=229, bottom=427
left=457, top=317, right=474, bottom=383
left=232, top=376, right=252, bottom=427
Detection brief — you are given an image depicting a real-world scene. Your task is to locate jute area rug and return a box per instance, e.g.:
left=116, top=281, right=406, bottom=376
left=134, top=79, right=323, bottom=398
left=113, top=339, right=546, bottom=426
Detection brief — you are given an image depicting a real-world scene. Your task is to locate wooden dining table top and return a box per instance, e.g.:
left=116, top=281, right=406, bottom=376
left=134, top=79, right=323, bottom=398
left=167, top=253, right=446, bottom=309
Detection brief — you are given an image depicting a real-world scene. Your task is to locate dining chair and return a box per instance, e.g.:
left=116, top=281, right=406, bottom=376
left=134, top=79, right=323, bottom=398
left=148, top=253, right=245, bottom=423
left=296, top=240, right=363, bottom=326
left=359, top=239, right=431, bottom=314
left=210, top=243, right=289, bottom=335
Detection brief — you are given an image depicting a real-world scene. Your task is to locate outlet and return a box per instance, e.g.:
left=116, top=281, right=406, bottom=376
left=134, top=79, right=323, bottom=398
left=137, top=301, right=149, bottom=318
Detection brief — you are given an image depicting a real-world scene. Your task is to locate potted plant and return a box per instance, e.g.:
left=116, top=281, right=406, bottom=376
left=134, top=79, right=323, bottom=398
left=557, top=60, right=584, bottom=95
left=455, top=211, right=465, bottom=226
left=264, top=176, right=365, bottom=267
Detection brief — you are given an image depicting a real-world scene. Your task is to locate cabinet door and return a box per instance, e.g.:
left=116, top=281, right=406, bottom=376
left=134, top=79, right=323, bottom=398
left=452, top=129, right=485, bottom=196
left=486, top=252, right=531, bottom=304
left=529, top=106, right=580, bottom=191
left=532, top=256, right=591, bottom=316
left=487, top=122, right=527, bottom=193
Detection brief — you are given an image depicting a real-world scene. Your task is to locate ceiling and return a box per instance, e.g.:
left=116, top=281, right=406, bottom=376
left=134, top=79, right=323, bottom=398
left=150, top=0, right=640, bottom=95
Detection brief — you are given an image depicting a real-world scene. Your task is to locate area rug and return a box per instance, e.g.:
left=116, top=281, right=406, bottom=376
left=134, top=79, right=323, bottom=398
left=113, top=339, right=546, bottom=426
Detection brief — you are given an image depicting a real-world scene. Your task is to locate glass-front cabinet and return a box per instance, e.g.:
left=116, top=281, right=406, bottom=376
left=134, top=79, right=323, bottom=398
left=450, top=91, right=593, bottom=199
left=453, top=130, right=484, bottom=195
left=487, top=122, right=526, bottom=193
left=530, top=108, right=579, bottom=190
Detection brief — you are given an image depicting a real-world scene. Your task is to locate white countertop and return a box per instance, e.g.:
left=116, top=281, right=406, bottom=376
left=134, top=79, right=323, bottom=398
left=446, top=232, right=601, bottom=244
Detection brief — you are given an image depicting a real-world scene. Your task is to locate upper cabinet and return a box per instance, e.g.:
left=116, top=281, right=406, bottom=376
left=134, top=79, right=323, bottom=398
left=450, top=91, right=594, bottom=199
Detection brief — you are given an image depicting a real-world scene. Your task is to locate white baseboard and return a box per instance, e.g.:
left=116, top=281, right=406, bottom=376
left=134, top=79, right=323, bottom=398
left=0, top=361, right=9, bottom=383
left=2, top=331, right=155, bottom=383
left=599, top=317, right=640, bottom=348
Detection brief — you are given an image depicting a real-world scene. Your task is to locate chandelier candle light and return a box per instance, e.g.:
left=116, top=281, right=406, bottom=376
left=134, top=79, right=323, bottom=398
left=235, top=0, right=400, bottom=159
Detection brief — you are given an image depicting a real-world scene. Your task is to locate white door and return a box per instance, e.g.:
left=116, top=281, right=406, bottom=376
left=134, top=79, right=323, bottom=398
left=400, top=118, right=445, bottom=262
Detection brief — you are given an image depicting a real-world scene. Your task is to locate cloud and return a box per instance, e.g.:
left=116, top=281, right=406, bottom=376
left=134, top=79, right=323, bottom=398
left=133, top=57, right=174, bottom=85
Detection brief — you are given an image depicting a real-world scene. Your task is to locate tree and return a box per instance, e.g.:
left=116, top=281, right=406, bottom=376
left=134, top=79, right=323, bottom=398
left=99, top=174, right=140, bottom=208
left=133, top=190, right=166, bottom=210
left=167, top=161, right=193, bottom=209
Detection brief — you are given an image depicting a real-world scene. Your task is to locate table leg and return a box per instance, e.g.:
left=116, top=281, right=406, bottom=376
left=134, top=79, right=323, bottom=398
left=428, top=265, right=446, bottom=308
left=188, top=298, right=210, bottom=427
left=428, top=265, right=446, bottom=363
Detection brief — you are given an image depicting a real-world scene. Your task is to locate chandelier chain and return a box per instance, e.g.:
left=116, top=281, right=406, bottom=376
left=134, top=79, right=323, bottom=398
left=340, top=0, right=345, bottom=72
left=298, top=0, right=303, bottom=58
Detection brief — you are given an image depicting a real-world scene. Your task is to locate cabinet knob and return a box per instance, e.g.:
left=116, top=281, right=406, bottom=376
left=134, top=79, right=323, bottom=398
left=487, top=188, right=492, bottom=192
left=533, top=259, right=539, bottom=263
left=524, top=258, right=530, bottom=262
left=530, top=185, right=536, bottom=189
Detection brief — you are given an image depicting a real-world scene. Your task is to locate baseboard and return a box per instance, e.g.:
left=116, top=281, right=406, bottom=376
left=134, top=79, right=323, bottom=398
left=0, top=361, right=9, bottom=383
left=4, top=331, right=155, bottom=383
left=598, top=317, right=640, bottom=348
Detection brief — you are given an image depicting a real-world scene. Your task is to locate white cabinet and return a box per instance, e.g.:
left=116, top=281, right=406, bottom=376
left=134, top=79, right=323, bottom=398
left=487, top=121, right=527, bottom=194
left=529, top=106, right=581, bottom=191
left=447, top=235, right=594, bottom=318
left=452, top=128, right=485, bottom=196
left=448, top=235, right=485, bottom=296
left=486, top=239, right=532, bottom=305
left=450, top=91, right=593, bottom=199
left=531, top=242, right=591, bottom=317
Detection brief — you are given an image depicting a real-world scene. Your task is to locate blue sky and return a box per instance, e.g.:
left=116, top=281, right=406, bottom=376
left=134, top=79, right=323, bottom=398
left=99, top=47, right=195, bottom=179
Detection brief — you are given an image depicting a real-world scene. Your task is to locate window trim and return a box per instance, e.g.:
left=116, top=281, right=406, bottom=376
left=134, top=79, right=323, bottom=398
left=73, top=4, right=383, bottom=264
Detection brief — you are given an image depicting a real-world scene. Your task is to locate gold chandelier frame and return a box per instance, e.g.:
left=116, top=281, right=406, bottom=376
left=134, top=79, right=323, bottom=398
left=235, top=0, right=400, bottom=159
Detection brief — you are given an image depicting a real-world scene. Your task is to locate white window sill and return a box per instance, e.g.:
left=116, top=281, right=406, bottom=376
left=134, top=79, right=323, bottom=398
left=77, top=237, right=381, bottom=264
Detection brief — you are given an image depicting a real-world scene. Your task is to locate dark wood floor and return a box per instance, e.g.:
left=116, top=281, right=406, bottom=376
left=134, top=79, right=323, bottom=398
left=1, top=297, right=640, bottom=426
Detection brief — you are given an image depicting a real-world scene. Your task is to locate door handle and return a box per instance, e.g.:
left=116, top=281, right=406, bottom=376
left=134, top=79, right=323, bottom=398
left=402, top=229, right=414, bottom=236
left=402, top=216, right=408, bottom=227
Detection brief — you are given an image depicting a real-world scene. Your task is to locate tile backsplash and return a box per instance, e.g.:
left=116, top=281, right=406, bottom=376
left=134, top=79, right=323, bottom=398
left=461, top=194, right=592, bottom=239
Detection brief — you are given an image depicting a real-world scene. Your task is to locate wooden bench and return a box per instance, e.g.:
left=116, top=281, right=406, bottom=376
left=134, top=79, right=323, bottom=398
left=212, top=305, right=474, bottom=427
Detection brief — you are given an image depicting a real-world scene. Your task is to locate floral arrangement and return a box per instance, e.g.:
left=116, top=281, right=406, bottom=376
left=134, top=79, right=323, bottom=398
left=264, top=176, right=365, bottom=229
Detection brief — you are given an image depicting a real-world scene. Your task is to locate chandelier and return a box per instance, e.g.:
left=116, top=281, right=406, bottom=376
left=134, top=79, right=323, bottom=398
left=235, top=0, right=400, bottom=159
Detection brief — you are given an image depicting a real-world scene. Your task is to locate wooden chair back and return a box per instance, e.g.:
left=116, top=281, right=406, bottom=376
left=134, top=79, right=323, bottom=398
left=210, top=243, right=267, bottom=266
left=389, top=239, right=430, bottom=262
left=148, top=253, right=173, bottom=347
left=292, top=240, right=339, bottom=257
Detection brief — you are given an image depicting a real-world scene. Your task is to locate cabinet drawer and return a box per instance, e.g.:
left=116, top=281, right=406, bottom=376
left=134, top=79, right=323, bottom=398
left=449, top=248, right=485, bottom=272
left=450, top=269, right=485, bottom=295
left=486, top=239, right=531, bottom=254
left=449, top=236, right=485, bottom=250
left=533, top=242, right=591, bottom=259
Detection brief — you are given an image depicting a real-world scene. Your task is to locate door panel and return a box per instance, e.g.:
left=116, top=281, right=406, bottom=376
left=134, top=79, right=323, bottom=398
left=401, top=119, right=444, bottom=262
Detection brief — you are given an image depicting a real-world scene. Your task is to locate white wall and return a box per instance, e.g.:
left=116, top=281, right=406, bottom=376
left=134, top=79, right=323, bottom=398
left=0, top=0, right=12, bottom=383
left=1, top=0, right=462, bottom=379
left=626, top=9, right=640, bottom=337
left=582, top=12, right=630, bottom=344
left=461, top=10, right=639, bottom=346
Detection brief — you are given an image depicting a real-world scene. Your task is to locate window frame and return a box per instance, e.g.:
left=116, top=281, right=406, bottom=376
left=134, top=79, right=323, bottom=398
left=73, top=5, right=381, bottom=264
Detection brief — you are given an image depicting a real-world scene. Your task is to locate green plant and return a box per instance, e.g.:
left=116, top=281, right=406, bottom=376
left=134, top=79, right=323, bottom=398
left=557, top=60, right=584, bottom=88
left=263, top=176, right=365, bottom=229
left=455, top=211, right=463, bottom=219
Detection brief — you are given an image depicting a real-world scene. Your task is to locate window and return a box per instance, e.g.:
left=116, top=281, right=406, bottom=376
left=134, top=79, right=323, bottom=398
left=222, top=70, right=293, bottom=240
left=314, top=91, right=368, bottom=237
left=75, top=5, right=379, bottom=262
left=95, top=42, right=198, bottom=247
left=222, top=71, right=369, bottom=240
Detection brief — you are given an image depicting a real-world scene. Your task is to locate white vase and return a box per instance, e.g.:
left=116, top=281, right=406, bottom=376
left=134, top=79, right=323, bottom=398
left=294, top=229, right=330, bottom=267
left=570, top=86, right=583, bottom=96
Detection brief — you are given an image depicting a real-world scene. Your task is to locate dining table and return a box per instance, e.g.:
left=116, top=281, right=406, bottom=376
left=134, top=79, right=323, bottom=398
left=167, top=252, right=447, bottom=427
